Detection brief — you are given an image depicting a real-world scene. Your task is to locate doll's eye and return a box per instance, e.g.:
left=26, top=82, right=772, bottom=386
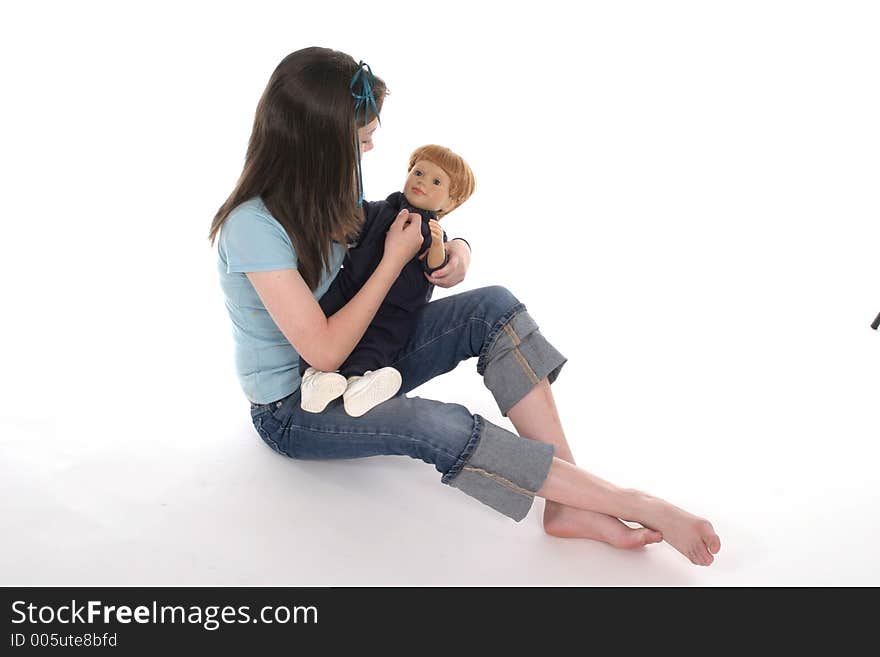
left=414, top=170, right=423, bottom=176
left=433, top=179, right=441, bottom=186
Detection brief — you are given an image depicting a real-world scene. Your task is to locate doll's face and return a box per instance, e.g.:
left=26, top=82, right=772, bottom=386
left=404, top=159, right=454, bottom=214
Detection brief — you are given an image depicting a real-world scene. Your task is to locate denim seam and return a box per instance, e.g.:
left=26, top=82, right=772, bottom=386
left=503, top=324, right=521, bottom=346
left=255, top=417, right=284, bottom=455
left=512, top=346, right=540, bottom=384
left=476, top=303, right=528, bottom=375
left=461, top=465, right=536, bottom=498
left=441, top=414, right=484, bottom=484
left=284, top=423, right=460, bottom=460
left=503, top=323, right=542, bottom=383
left=388, top=316, right=493, bottom=369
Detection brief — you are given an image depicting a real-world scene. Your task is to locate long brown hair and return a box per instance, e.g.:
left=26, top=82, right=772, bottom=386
left=208, top=47, right=387, bottom=291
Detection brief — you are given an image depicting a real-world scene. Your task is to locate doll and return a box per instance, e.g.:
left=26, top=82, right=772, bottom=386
left=298, top=144, right=476, bottom=416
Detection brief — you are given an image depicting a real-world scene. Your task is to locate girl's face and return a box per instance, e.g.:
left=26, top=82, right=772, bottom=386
left=404, top=159, right=453, bottom=213
left=358, top=118, right=379, bottom=154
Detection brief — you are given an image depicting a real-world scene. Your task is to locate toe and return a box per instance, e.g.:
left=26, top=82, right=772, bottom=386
left=695, top=543, right=714, bottom=566
left=607, top=527, right=655, bottom=549
left=607, top=530, right=637, bottom=549
left=705, top=533, right=721, bottom=555
left=638, top=529, right=661, bottom=545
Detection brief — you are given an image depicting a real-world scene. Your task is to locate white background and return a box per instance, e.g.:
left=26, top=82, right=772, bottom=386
left=1, top=0, right=878, bottom=585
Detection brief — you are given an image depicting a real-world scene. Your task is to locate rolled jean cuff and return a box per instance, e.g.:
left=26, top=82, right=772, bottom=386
left=441, top=415, right=555, bottom=522
left=477, top=308, right=568, bottom=416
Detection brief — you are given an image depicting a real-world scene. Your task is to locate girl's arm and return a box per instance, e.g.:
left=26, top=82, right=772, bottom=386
left=247, top=209, right=424, bottom=372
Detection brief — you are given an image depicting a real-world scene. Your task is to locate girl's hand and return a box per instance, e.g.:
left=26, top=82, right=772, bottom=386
left=383, top=208, right=425, bottom=269
left=425, top=238, right=471, bottom=288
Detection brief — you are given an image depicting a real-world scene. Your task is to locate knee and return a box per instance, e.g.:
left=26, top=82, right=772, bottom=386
left=476, top=286, right=526, bottom=348
left=479, top=285, right=522, bottom=323
left=466, top=286, right=524, bottom=360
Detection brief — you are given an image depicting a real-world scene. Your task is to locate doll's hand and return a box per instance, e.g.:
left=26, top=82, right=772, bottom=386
left=428, top=219, right=443, bottom=244
left=425, top=237, right=470, bottom=288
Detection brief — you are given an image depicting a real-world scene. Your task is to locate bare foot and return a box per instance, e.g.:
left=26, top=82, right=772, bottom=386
left=544, top=501, right=663, bottom=549
left=632, top=493, right=721, bottom=566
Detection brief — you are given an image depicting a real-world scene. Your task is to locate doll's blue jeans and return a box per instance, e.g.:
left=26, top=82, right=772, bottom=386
left=249, top=285, right=567, bottom=521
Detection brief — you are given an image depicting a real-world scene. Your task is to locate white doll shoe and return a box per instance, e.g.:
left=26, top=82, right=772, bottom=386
left=300, top=367, right=348, bottom=413
left=342, top=367, right=402, bottom=417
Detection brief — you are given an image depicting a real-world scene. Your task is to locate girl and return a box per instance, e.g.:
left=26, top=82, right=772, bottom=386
left=209, top=47, right=721, bottom=566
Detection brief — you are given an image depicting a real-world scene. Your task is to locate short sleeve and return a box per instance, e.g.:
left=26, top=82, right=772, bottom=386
left=219, top=206, right=298, bottom=274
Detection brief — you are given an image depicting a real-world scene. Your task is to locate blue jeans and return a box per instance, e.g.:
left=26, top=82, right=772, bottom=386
left=249, top=286, right=567, bottom=521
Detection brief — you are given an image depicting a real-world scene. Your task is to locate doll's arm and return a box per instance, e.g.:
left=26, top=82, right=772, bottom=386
left=425, top=219, right=448, bottom=271
left=423, top=237, right=469, bottom=287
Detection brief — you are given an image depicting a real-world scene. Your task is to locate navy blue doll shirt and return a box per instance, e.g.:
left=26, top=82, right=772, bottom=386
left=299, top=191, right=449, bottom=378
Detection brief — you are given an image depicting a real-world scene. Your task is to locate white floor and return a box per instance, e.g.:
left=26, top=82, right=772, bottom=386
left=3, top=308, right=879, bottom=586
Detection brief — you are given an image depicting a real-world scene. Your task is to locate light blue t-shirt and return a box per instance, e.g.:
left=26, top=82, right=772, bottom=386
left=217, top=197, right=346, bottom=403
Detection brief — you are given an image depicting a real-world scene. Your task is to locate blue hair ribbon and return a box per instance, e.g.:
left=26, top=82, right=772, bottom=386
left=350, top=61, right=381, bottom=207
